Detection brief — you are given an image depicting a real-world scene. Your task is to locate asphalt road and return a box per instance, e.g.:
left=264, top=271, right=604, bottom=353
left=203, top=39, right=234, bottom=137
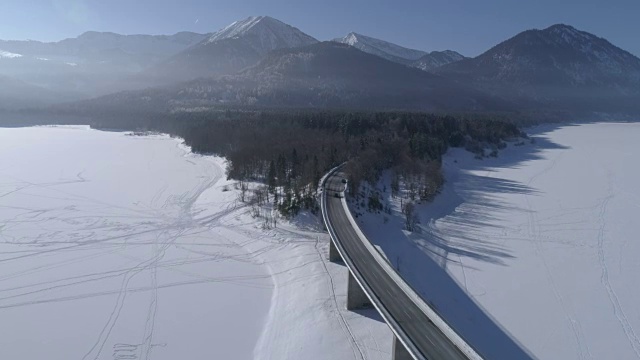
left=324, top=171, right=474, bottom=360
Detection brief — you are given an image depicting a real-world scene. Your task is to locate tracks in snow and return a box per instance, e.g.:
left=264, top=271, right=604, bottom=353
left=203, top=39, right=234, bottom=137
left=597, top=172, right=640, bottom=359
left=524, top=151, right=593, bottom=360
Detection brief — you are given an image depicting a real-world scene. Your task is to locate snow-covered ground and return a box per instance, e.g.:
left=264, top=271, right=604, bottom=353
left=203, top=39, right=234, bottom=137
left=0, top=126, right=389, bottom=360
left=352, top=122, right=640, bottom=359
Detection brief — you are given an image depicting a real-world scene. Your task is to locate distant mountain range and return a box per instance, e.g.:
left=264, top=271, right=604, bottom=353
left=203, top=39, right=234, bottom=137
left=3, top=16, right=640, bottom=118
left=75, top=42, right=506, bottom=114
left=0, top=31, right=207, bottom=103
left=436, top=24, right=640, bottom=113
left=0, top=31, right=207, bottom=62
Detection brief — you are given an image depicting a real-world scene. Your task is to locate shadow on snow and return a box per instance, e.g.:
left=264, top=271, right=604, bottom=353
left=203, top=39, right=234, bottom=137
left=351, top=124, right=573, bottom=359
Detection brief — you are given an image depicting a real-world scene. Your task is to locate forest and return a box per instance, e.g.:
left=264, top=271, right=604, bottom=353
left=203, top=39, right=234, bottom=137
left=2, top=109, right=524, bottom=218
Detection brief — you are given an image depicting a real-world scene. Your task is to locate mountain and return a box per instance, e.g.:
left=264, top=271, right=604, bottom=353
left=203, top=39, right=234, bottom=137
left=0, top=31, right=207, bottom=99
left=145, top=16, right=318, bottom=83
left=206, top=16, right=318, bottom=54
left=74, top=42, right=510, bottom=114
left=436, top=24, right=640, bottom=113
left=333, top=32, right=427, bottom=65
left=333, top=32, right=465, bottom=70
left=412, top=50, right=466, bottom=71
left=0, top=31, right=207, bottom=63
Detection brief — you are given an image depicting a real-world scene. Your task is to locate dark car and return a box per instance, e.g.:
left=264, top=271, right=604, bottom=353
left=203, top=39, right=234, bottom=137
left=341, top=179, right=347, bottom=184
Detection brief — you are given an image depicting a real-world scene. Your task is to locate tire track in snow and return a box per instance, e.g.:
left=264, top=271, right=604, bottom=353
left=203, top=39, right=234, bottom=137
left=82, top=154, right=223, bottom=360
left=81, top=253, right=158, bottom=360
left=524, top=150, right=592, bottom=359
left=140, top=233, right=161, bottom=360
left=597, top=172, right=640, bottom=358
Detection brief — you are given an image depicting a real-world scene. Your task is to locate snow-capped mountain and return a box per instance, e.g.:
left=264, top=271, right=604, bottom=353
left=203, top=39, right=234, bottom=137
left=147, top=16, right=318, bottom=84
left=206, top=16, right=318, bottom=54
left=333, top=32, right=427, bottom=64
left=411, top=50, right=465, bottom=71
left=436, top=24, right=640, bottom=113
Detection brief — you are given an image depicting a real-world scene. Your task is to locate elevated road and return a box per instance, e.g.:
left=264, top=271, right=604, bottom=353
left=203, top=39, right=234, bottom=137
left=321, top=168, right=483, bottom=360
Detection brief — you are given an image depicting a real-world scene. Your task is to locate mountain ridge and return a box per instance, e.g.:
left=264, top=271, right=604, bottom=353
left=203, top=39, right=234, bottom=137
left=143, top=16, right=318, bottom=84
left=72, top=41, right=511, bottom=114
left=3, top=17, right=640, bottom=118
left=333, top=32, right=427, bottom=64
left=436, top=23, right=640, bottom=113
left=333, top=32, right=465, bottom=70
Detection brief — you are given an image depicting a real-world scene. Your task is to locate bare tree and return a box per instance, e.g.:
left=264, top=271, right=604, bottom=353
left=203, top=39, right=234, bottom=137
left=250, top=204, right=260, bottom=218
left=402, top=202, right=419, bottom=231
left=252, top=185, right=268, bottom=206
left=237, top=180, right=249, bottom=202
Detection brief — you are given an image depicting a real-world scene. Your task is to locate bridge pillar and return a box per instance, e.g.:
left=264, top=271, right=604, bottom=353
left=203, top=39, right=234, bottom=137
left=347, top=271, right=371, bottom=310
left=329, top=238, right=342, bottom=262
left=392, top=335, right=412, bottom=360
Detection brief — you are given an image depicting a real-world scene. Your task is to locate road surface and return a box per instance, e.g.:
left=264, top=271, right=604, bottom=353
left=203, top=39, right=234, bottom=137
left=323, top=170, right=480, bottom=360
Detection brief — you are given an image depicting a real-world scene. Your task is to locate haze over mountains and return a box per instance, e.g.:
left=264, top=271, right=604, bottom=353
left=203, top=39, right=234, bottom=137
left=0, top=32, right=207, bottom=101
left=2, top=15, right=640, bottom=119
left=78, top=42, right=504, bottom=114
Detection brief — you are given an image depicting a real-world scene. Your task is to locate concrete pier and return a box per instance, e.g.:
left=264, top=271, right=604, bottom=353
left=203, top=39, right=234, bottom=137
left=329, top=239, right=342, bottom=262
left=393, top=335, right=413, bottom=360
left=346, top=271, right=372, bottom=310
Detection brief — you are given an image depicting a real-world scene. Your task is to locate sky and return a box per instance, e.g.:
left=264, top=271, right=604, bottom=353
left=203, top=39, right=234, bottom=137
left=0, top=0, right=638, bottom=57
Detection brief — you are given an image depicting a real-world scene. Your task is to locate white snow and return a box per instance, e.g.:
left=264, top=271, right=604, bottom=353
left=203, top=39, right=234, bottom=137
left=0, top=50, right=23, bottom=58
left=412, top=50, right=466, bottom=71
left=209, top=16, right=270, bottom=41
left=350, top=122, right=640, bottom=359
left=334, top=32, right=427, bottom=62
left=0, top=126, right=389, bottom=360
left=206, top=16, right=317, bottom=54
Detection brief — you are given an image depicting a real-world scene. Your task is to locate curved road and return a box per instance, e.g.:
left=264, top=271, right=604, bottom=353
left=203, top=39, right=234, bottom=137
left=322, top=169, right=482, bottom=360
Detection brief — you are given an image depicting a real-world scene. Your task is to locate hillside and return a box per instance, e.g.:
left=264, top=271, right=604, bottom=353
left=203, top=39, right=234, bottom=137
left=436, top=24, right=640, bottom=113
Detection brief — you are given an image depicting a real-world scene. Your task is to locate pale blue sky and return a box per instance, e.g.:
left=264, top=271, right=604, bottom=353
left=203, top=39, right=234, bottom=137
left=0, top=0, right=638, bottom=57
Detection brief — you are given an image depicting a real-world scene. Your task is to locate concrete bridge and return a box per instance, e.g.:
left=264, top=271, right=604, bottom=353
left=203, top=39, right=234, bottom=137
left=320, top=166, right=483, bottom=360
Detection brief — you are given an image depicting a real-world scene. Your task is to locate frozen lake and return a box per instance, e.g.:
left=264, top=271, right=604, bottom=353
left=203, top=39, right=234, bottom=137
left=355, top=122, right=640, bottom=359
left=0, top=126, right=272, bottom=360
left=437, top=122, right=640, bottom=359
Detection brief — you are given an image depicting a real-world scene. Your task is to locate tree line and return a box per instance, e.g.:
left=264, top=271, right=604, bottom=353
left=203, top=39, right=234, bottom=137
left=4, top=108, right=524, bottom=218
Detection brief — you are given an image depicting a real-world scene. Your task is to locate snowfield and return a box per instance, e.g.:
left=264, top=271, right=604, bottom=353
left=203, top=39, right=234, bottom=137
left=11, top=122, right=638, bottom=360
left=352, top=122, right=640, bottom=359
left=0, top=126, right=389, bottom=360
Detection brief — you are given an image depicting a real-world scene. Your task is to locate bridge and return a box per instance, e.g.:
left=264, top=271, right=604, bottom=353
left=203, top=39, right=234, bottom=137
left=320, top=166, right=483, bottom=360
